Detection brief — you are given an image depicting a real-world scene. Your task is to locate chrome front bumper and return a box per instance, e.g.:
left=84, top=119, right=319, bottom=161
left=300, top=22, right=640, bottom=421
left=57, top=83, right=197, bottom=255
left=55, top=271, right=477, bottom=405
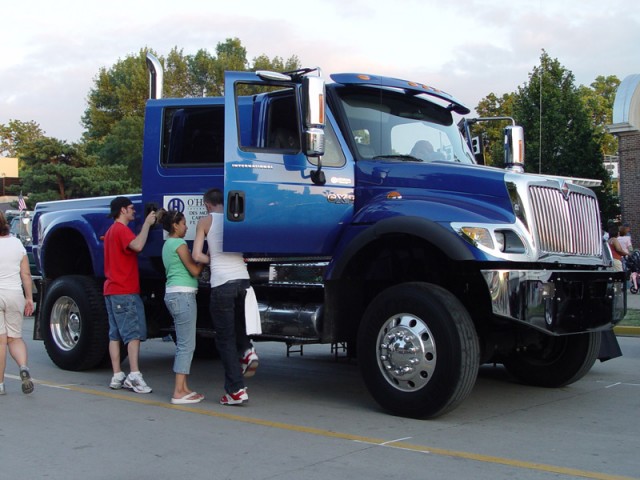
left=482, top=269, right=626, bottom=335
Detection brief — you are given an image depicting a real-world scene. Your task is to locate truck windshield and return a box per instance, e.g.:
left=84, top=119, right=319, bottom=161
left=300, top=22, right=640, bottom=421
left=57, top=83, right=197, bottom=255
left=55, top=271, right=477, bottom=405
left=333, top=86, right=475, bottom=164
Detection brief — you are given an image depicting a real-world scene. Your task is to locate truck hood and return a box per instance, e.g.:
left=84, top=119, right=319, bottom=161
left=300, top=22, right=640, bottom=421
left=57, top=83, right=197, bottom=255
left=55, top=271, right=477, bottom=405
left=354, top=160, right=514, bottom=224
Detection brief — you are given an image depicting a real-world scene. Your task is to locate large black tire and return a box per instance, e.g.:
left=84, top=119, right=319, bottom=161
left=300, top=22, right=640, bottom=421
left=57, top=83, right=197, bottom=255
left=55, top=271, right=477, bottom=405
left=358, top=282, right=480, bottom=419
left=502, top=331, right=601, bottom=387
left=41, top=275, right=109, bottom=371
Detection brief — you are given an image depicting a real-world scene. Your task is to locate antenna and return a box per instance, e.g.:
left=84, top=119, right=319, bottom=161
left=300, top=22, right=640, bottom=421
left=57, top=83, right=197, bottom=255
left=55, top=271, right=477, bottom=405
left=539, top=51, right=543, bottom=174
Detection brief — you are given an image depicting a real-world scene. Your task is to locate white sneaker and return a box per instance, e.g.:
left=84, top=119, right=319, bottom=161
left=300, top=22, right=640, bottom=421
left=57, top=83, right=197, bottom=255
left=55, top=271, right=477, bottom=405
left=220, top=388, right=248, bottom=405
left=109, top=372, right=126, bottom=390
left=123, top=373, right=152, bottom=394
left=240, top=348, right=259, bottom=378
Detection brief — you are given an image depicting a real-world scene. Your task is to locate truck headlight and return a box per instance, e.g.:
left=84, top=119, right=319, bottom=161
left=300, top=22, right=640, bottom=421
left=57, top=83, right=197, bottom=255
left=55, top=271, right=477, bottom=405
left=456, top=225, right=527, bottom=256
left=460, top=227, right=494, bottom=249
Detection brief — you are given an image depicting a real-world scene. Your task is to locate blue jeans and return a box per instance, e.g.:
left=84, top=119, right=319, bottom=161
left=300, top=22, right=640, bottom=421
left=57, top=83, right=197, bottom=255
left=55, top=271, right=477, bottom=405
left=209, top=279, right=251, bottom=394
left=164, top=292, right=197, bottom=375
left=105, top=294, right=147, bottom=344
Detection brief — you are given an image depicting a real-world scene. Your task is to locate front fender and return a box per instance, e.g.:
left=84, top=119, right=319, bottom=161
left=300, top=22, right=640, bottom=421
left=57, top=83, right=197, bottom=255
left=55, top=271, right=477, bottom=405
left=326, top=216, right=478, bottom=280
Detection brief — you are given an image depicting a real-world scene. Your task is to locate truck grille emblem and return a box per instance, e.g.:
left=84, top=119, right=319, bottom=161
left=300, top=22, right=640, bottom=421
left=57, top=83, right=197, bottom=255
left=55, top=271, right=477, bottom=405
left=560, top=180, right=570, bottom=201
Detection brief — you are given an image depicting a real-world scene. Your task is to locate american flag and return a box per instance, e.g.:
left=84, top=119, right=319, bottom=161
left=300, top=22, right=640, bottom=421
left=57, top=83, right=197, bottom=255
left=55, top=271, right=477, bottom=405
left=18, top=191, right=27, bottom=211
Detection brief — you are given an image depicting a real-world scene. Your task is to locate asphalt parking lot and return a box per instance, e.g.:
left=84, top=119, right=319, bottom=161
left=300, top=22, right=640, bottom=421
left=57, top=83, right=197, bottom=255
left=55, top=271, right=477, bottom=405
left=2, top=318, right=639, bottom=480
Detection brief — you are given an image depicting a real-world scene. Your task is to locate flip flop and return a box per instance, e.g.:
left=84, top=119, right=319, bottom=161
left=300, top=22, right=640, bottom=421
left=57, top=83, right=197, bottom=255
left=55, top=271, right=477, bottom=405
left=171, top=392, right=204, bottom=405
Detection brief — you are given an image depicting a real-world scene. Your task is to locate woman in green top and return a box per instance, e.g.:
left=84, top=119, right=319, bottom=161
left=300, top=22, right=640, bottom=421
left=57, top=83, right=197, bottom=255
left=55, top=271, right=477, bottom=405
left=161, top=211, right=204, bottom=404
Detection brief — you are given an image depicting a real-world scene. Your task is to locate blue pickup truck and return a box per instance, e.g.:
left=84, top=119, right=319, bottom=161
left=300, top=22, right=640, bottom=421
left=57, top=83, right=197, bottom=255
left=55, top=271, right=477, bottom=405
left=31, top=55, right=625, bottom=418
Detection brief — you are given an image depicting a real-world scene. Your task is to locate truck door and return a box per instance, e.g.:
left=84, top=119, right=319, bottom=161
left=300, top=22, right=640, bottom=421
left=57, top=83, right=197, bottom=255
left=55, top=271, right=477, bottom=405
left=223, top=71, right=354, bottom=255
left=141, top=99, right=225, bottom=242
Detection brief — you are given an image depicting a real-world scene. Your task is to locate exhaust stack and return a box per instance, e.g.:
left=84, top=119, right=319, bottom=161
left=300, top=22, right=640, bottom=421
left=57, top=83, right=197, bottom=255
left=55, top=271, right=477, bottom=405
left=145, top=53, right=163, bottom=99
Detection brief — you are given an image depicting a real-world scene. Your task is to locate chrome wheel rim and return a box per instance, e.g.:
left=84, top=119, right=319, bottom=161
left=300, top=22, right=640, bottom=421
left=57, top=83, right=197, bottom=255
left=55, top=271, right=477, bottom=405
left=50, top=296, right=82, bottom=351
left=376, top=313, right=436, bottom=391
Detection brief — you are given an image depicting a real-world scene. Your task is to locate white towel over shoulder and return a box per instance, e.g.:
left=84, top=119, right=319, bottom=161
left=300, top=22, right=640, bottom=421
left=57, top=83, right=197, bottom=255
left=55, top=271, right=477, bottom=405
left=245, top=287, right=262, bottom=335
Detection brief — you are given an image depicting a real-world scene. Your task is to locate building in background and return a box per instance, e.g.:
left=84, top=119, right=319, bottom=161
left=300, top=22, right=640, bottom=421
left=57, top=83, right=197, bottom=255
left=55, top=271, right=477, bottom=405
left=1, top=157, right=20, bottom=210
left=608, top=75, right=640, bottom=230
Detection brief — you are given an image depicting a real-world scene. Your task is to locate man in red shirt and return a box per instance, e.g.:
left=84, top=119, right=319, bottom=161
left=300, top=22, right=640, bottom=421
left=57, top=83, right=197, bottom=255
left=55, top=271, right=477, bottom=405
left=104, top=196, right=157, bottom=393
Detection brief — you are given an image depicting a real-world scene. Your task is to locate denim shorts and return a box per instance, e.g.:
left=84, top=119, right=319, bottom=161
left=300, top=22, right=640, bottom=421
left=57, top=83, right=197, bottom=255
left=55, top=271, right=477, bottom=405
left=105, top=294, right=147, bottom=344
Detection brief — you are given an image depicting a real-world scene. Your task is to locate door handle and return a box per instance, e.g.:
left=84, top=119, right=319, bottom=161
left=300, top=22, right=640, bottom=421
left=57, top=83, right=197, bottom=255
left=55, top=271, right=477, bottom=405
left=227, top=190, right=245, bottom=222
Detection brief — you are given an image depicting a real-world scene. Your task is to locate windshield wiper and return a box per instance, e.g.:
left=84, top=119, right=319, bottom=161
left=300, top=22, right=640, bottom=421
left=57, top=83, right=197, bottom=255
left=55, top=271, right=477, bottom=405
left=372, top=154, right=423, bottom=162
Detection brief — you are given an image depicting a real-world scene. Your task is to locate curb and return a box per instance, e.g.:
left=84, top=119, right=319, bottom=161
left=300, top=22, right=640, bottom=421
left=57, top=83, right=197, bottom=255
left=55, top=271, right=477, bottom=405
left=614, top=326, right=640, bottom=337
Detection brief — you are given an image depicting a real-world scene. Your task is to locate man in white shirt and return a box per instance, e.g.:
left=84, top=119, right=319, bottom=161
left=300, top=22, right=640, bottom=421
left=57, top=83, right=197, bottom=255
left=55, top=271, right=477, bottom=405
left=192, top=188, right=258, bottom=405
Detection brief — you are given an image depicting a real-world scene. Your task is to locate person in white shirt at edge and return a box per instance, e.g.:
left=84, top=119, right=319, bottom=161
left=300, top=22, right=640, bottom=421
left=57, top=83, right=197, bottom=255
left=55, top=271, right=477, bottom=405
left=618, top=223, right=633, bottom=251
left=608, top=225, right=628, bottom=272
left=192, top=188, right=258, bottom=405
left=618, top=223, right=633, bottom=273
left=0, top=210, right=35, bottom=395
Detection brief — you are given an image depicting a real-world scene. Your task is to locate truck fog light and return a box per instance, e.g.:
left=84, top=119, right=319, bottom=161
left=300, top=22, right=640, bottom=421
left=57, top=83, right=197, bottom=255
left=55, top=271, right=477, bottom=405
left=540, top=282, right=556, bottom=298
left=495, top=232, right=506, bottom=252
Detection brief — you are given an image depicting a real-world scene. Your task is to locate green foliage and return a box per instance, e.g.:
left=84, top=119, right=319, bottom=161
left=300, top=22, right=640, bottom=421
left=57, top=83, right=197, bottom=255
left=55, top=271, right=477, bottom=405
left=620, top=308, right=640, bottom=326
left=82, top=49, right=152, bottom=143
left=14, top=137, right=132, bottom=205
left=578, top=75, right=620, bottom=157
left=97, top=116, right=144, bottom=187
left=474, top=92, right=515, bottom=166
left=0, top=119, right=45, bottom=157
left=69, top=163, right=134, bottom=198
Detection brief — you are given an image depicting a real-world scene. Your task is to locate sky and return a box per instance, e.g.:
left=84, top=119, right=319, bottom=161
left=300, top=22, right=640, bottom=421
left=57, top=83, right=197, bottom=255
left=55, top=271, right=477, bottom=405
left=1, top=0, right=639, bottom=144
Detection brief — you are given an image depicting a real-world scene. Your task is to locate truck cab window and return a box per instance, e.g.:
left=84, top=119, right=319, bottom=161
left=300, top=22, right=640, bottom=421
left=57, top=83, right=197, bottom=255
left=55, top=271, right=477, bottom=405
left=236, top=84, right=300, bottom=152
left=235, top=82, right=345, bottom=167
left=334, top=87, right=475, bottom=164
left=162, top=106, right=224, bottom=167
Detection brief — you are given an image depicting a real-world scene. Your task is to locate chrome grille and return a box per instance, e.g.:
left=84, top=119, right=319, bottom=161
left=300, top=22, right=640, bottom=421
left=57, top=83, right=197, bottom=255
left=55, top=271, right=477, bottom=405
left=528, top=185, right=602, bottom=256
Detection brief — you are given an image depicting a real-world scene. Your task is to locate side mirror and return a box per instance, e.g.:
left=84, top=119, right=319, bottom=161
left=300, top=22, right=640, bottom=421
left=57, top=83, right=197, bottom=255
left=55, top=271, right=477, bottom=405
left=504, top=126, right=525, bottom=173
left=302, top=76, right=325, bottom=157
left=471, top=136, right=485, bottom=165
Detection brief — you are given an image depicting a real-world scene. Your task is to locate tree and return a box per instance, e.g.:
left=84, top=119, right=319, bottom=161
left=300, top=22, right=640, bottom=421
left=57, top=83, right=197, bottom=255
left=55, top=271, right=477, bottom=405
left=474, top=92, right=515, bottom=167
left=578, top=75, right=620, bottom=158
left=82, top=48, right=153, bottom=145
left=0, top=119, right=45, bottom=157
left=16, top=137, right=132, bottom=205
left=211, top=38, right=248, bottom=96
left=165, top=47, right=195, bottom=98
left=252, top=54, right=301, bottom=74
left=97, top=116, right=144, bottom=187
